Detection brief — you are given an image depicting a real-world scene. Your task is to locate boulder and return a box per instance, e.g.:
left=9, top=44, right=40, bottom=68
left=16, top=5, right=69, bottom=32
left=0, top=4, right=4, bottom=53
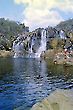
left=31, top=89, right=73, bottom=110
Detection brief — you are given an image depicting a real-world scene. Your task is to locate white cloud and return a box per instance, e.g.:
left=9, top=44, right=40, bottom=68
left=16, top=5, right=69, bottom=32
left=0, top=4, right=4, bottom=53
left=23, top=8, right=63, bottom=30
left=56, top=0, right=73, bottom=13
left=14, top=0, right=73, bottom=31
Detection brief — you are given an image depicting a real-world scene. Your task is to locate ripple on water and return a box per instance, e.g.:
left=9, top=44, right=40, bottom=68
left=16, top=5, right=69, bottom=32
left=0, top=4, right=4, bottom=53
left=0, top=58, right=73, bottom=110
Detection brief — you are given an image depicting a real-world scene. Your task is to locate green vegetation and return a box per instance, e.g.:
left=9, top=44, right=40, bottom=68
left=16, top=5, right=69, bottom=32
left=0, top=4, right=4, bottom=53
left=0, top=18, right=29, bottom=50
left=0, top=17, right=73, bottom=54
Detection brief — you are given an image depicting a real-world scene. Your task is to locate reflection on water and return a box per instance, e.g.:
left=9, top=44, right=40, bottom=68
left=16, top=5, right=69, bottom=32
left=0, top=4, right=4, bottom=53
left=0, top=58, right=73, bottom=110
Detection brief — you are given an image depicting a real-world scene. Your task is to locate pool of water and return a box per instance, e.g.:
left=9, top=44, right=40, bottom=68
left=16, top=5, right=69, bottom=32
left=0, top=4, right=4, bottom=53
left=0, top=58, right=73, bottom=110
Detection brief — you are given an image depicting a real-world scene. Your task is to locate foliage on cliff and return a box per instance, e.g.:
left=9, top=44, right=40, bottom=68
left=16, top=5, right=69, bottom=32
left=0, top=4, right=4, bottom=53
left=0, top=18, right=28, bottom=37
left=0, top=18, right=29, bottom=50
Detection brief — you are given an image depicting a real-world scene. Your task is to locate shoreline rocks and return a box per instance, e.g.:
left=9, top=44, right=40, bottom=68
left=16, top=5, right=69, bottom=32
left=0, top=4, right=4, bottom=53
left=41, top=49, right=73, bottom=66
left=31, top=89, right=73, bottom=110
left=53, top=51, right=73, bottom=65
left=0, top=50, right=13, bottom=57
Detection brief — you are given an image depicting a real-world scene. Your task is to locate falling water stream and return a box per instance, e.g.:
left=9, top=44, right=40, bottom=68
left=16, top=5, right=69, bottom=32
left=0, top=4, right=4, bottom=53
left=13, top=29, right=46, bottom=58
left=13, top=36, right=24, bottom=58
left=35, top=29, right=46, bottom=58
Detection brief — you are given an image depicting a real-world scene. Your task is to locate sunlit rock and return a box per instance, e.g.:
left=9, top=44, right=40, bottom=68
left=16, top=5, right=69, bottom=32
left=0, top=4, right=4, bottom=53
left=31, top=89, right=73, bottom=110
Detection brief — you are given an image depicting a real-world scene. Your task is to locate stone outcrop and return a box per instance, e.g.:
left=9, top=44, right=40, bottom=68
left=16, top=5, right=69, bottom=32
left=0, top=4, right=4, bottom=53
left=53, top=51, right=73, bottom=65
left=31, top=89, right=73, bottom=110
left=0, top=50, right=12, bottom=57
left=55, top=18, right=73, bottom=33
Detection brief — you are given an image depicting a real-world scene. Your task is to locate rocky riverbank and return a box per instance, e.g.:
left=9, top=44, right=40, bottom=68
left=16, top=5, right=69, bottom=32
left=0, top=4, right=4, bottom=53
left=31, top=89, right=73, bottom=110
left=0, top=49, right=73, bottom=67
left=41, top=49, right=73, bottom=66
left=0, top=50, right=13, bottom=57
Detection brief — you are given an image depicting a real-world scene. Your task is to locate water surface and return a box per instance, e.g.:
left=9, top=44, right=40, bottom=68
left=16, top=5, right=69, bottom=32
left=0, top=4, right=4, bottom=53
left=0, top=58, right=73, bottom=110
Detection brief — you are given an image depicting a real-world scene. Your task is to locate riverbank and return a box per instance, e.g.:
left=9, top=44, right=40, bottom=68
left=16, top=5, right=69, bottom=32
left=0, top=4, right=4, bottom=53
left=31, top=89, right=73, bottom=110
left=41, top=49, right=73, bottom=66
left=0, top=49, right=73, bottom=67
left=0, top=50, right=13, bottom=57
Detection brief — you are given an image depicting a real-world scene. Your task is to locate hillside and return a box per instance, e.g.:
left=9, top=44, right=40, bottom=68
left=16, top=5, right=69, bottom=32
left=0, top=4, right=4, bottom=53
left=0, top=18, right=73, bottom=51
left=0, top=18, right=29, bottom=50
left=55, top=18, right=73, bottom=32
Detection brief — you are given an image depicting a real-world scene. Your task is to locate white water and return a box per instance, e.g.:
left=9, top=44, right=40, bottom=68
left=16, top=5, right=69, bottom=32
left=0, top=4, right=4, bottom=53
left=13, top=29, right=46, bottom=58
left=13, top=37, right=24, bottom=58
left=29, top=38, right=34, bottom=53
left=35, top=29, right=46, bottom=58
left=60, top=30, right=65, bottom=39
left=28, top=38, right=35, bottom=58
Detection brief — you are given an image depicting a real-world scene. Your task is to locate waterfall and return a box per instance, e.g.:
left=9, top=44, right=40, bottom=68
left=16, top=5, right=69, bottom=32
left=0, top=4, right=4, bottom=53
left=60, top=30, right=66, bottom=39
left=12, top=29, right=47, bottom=58
left=12, top=36, right=24, bottom=58
left=28, top=37, right=35, bottom=58
left=29, top=38, right=34, bottom=53
left=35, top=29, right=46, bottom=58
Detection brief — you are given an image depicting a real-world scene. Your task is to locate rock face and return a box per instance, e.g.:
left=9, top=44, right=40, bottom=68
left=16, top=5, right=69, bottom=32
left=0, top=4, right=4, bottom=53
left=55, top=19, right=73, bottom=33
left=31, top=89, right=73, bottom=110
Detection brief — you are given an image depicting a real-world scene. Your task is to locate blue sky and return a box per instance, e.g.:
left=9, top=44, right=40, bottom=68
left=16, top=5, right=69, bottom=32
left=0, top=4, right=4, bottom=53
left=0, top=0, right=73, bottom=31
left=0, top=0, right=24, bottom=22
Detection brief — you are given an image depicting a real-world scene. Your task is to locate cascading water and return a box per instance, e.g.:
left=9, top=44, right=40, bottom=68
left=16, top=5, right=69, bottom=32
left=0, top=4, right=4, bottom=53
left=35, top=29, right=46, bottom=58
left=13, top=29, right=46, bottom=58
left=29, top=38, right=34, bottom=53
left=59, top=30, right=65, bottom=39
left=12, top=36, right=24, bottom=58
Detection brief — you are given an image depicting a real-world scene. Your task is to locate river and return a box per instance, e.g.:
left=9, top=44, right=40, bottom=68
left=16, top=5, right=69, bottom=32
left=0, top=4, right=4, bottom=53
left=0, top=58, right=73, bottom=110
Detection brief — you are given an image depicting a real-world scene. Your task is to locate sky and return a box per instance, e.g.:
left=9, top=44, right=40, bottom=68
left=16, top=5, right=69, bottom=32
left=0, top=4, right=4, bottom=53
left=0, top=0, right=73, bottom=31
